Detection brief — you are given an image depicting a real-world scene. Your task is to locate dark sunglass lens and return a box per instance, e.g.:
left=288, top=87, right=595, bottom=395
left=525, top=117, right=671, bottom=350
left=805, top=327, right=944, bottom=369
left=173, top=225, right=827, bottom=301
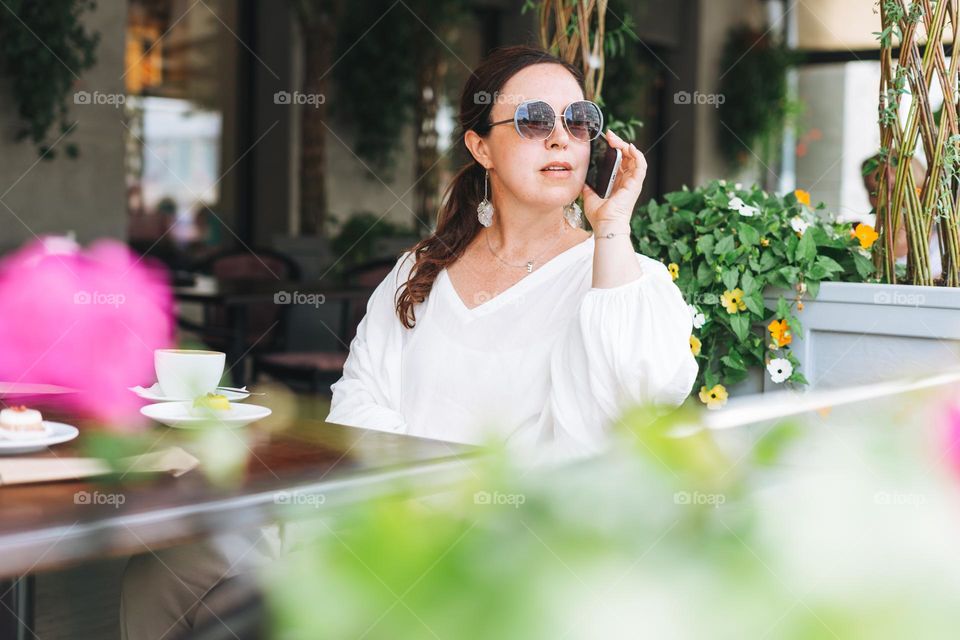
left=515, top=101, right=556, bottom=139
left=564, top=101, right=602, bottom=140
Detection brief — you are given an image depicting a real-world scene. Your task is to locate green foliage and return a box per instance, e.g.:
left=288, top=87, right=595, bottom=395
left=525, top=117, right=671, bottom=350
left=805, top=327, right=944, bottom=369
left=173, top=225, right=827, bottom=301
left=329, top=0, right=469, bottom=178
left=594, top=0, right=646, bottom=142
left=632, top=180, right=876, bottom=397
left=328, top=211, right=415, bottom=274
left=717, top=26, right=798, bottom=167
left=0, top=0, right=100, bottom=159
left=264, top=387, right=960, bottom=639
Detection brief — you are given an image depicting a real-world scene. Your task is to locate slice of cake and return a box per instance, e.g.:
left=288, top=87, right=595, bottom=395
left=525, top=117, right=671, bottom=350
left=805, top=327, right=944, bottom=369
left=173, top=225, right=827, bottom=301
left=0, top=405, right=47, bottom=440
left=190, top=392, right=232, bottom=418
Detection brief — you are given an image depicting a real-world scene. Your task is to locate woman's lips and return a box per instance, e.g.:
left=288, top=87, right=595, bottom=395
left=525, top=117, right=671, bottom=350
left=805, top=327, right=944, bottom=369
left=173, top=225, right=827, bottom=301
left=540, top=163, right=573, bottom=178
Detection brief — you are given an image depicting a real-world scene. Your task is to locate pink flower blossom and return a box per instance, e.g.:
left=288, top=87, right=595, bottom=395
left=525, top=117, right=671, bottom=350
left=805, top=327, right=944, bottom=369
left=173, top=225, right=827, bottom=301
left=0, top=237, right=174, bottom=424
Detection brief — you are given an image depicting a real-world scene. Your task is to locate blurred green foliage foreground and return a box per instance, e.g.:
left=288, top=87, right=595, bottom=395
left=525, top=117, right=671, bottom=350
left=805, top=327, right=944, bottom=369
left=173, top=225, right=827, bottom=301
left=264, top=390, right=960, bottom=639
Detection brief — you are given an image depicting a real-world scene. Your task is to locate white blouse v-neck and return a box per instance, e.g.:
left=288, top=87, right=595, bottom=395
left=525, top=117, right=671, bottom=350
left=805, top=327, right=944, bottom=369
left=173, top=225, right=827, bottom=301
left=325, top=234, right=698, bottom=456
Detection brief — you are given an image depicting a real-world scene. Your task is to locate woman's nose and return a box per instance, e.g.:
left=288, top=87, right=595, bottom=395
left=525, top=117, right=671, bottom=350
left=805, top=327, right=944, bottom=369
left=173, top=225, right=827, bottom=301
left=546, top=119, right=570, bottom=149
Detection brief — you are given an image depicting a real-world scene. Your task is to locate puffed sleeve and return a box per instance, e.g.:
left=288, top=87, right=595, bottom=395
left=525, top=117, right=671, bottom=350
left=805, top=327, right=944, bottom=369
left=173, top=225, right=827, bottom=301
left=325, top=251, right=413, bottom=433
left=533, top=253, right=698, bottom=457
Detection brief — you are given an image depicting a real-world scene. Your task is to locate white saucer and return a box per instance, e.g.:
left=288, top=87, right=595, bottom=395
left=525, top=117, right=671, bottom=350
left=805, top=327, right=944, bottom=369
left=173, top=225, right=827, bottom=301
left=0, top=421, right=79, bottom=455
left=129, top=383, right=251, bottom=402
left=140, top=402, right=272, bottom=429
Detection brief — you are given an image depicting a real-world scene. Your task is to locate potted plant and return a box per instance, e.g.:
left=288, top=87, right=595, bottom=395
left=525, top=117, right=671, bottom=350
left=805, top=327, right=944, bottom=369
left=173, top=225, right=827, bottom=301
left=633, top=181, right=874, bottom=408
left=766, top=0, right=960, bottom=392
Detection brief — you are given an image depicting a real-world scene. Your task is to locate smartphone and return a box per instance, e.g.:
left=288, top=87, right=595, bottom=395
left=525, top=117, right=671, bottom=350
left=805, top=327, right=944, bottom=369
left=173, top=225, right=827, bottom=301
left=585, top=135, right=623, bottom=199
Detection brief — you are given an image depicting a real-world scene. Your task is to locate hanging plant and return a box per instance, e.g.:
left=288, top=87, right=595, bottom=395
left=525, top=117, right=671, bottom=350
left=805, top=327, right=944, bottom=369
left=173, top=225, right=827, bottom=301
left=0, top=0, right=100, bottom=159
left=717, top=25, right=797, bottom=169
left=329, top=0, right=468, bottom=179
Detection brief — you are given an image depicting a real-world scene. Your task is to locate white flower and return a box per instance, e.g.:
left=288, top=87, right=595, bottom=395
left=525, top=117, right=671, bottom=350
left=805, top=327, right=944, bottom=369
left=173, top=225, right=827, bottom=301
left=688, top=304, right=705, bottom=329
left=719, top=180, right=727, bottom=187
left=735, top=182, right=743, bottom=190
left=790, top=216, right=809, bottom=235
left=587, top=53, right=602, bottom=69
left=767, top=358, right=793, bottom=384
left=728, top=196, right=758, bottom=217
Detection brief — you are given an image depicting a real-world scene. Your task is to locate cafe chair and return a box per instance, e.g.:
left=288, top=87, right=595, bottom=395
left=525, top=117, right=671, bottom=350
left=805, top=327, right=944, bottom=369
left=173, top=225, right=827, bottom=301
left=182, top=575, right=266, bottom=640
left=251, top=256, right=398, bottom=393
left=177, top=247, right=302, bottom=357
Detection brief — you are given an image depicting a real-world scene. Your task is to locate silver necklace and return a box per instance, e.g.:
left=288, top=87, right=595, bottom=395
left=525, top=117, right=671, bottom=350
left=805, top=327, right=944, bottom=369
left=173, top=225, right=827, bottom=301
left=484, top=223, right=568, bottom=274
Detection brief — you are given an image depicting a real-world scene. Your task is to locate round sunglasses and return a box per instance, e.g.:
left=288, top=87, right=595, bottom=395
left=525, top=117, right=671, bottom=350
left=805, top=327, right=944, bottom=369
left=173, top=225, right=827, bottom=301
left=487, top=99, right=604, bottom=142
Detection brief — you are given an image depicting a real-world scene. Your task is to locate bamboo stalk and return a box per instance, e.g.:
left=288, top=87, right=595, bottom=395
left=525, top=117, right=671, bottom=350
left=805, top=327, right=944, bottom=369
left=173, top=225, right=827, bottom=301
left=877, top=0, right=958, bottom=286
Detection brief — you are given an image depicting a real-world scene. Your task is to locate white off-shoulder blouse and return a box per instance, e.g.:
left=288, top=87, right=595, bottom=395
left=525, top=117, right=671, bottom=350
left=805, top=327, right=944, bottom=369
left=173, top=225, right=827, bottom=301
left=325, top=234, right=698, bottom=456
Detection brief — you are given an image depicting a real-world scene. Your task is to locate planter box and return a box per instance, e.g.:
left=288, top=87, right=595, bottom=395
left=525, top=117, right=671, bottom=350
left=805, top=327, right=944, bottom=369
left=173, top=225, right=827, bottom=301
left=763, top=282, right=960, bottom=391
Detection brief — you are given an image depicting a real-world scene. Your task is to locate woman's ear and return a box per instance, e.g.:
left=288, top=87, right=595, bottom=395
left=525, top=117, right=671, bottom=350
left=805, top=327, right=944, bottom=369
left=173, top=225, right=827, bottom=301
left=464, top=130, right=491, bottom=170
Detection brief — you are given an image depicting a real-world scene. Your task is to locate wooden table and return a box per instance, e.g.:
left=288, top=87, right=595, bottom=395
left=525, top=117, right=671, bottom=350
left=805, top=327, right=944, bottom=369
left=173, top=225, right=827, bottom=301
left=173, top=281, right=375, bottom=386
left=0, top=406, right=479, bottom=638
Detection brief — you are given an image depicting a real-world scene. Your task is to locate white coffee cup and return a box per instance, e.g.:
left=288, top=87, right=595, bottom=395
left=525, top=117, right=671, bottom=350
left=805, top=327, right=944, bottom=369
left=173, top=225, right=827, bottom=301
left=155, top=349, right=226, bottom=400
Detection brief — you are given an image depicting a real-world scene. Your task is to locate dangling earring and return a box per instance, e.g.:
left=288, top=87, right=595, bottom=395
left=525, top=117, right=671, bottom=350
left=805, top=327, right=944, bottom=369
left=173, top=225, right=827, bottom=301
left=477, top=169, right=494, bottom=227
left=563, top=201, right=583, bottom=229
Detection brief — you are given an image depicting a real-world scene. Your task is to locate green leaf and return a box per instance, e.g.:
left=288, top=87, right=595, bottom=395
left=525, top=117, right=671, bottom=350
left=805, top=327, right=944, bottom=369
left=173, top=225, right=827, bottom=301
left=741, top=270, right=758, bottom=295
left=758, top=251, right=778, bottom=272
left=715, top=235, right=736, bottom=256
left=744, top=291, right=765, bottom=317
left=704, top=369, right=719, bottom=389
left=721, top=350, right=747, bottom=371
left=796, top=232, right=817, bottom=263
left=738, top=222, right=760, bottom=246
left=665, top=191, right=697, bottom=207
left=776, top=296, right=791, bottom=318
left=729, top=313, right=751, bottom=342
left=696, top=235, right=715, bottom=259
left=697, top=261, right=714, bottom=287
left=722, top=268, right=740, bottom=290
left=853, top=251, right=876, bottom=279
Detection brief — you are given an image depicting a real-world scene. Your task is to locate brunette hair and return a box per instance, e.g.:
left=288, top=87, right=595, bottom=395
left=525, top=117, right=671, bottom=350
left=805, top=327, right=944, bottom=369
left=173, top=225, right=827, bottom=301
left=393, top=45, right=584, bottom=329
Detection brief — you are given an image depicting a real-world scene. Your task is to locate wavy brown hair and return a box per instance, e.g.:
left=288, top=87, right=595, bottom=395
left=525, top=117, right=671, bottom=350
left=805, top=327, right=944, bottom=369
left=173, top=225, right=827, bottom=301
left=394, top=45, right=585, bottom=329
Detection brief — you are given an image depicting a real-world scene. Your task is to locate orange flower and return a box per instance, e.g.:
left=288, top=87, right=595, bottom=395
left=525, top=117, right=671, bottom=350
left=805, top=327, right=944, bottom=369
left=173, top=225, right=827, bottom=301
left=853, top=223, right=879, bottom=249
left=767, top=318, right=792, bottom=347
left=794, top=189, right=811, bottom=206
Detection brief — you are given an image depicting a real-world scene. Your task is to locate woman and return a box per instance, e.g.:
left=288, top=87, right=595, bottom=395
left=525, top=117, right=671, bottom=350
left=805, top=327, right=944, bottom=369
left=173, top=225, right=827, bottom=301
left=120, top=45, right=697, bottom=639
left=326, top=45, right=697, bottom=456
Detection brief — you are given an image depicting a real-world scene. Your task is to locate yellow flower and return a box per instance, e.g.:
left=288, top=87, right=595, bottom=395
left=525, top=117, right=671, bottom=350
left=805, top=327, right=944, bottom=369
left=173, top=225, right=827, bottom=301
left=760, top=237, right=770, bottom=247
left=853, top=223, right=879, bottom=249
left=668, top=263, right=680, bottom=280
left=794, top=189, right=811, bottom=206
left=690, top=335, right=701, bottom=356
left=699, top=384, right=728, bottom=410
left=767, top=318, right=792, bottom=347
left=721, top=288, right=746, bottom=314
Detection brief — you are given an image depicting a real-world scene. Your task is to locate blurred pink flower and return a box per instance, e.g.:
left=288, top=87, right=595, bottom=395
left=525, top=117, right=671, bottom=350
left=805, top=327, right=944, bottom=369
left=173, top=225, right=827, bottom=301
left=0, top=236, right=174, bottom=424
left=943, top=402, right=960, bottom=476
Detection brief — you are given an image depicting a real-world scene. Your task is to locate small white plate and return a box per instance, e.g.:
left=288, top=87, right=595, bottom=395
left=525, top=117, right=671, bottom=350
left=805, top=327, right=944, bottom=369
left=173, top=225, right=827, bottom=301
left=129, top=383, right=251, bottom=402
left=0, top=421, right=79, bottom=455
left=140, top=402, right=272, bottom=429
